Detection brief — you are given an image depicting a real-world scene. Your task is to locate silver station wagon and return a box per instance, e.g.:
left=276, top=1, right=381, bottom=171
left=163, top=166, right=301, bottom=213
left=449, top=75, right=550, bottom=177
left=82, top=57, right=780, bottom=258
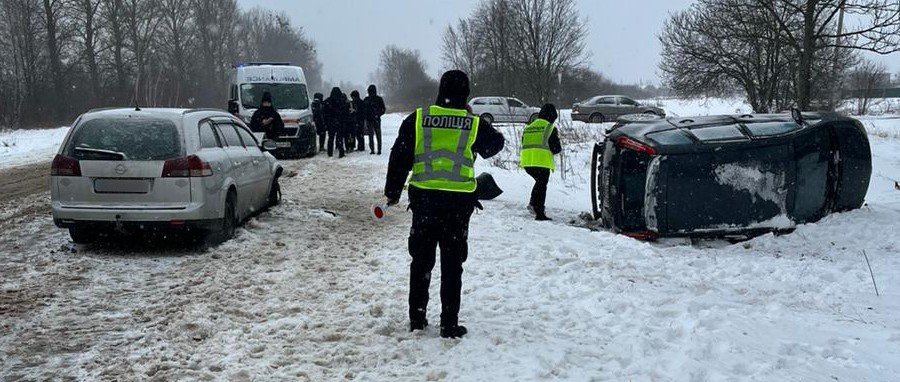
left=51, top=108, right=283, bottom=244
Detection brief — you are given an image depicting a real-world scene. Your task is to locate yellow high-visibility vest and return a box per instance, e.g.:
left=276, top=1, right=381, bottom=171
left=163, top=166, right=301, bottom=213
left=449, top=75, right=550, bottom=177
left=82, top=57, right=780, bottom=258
left=409, top=105, right=480, bottom=193
left=520, top=118, right=556, bottom=171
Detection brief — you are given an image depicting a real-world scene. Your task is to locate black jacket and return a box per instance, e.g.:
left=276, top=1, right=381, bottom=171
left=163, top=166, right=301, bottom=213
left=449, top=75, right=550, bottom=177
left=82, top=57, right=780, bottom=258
left=363, top=97, right=386, bottom=122
left=385, top=71, right=505, bottom=213
left=323, top=88, right=350, bottom=133
left=549, top=129, right=562, bottom=154
left=350, top=96, right=365, bottom=123
left=249, top=107, right=284, bottom=139
left=311, top=99, right=326, bottom=134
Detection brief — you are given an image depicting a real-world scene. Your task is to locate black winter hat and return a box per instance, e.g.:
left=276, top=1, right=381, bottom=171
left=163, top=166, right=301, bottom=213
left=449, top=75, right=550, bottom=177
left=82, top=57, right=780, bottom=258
left=436, top=70, right=470, bottom=109
left=538, top=104, right=558, bottom=123
left=261, top=91, right=273, bottom=104
left=330, top=87, right=342, bottom=99
left=314, top=92, right=323, bottom=100
left=367, top=84, right=377, bottom=96
left=350, top=90, right=360, bottom=99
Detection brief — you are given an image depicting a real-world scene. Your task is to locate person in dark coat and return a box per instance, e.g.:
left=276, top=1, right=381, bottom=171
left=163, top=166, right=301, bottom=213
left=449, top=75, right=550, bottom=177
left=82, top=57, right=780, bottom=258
left=363, top=84, right=386, bottom=155
left=249, top=91, right=284, bottom=140
left=350, top=90, right=367, bottom=152
left=323, top=87, right=350, bottom=158
left=522, top=104, right=562, bottom=221
left=311, top=93, right=327, bottom=151
left=384, top=70, right=505, bottom=338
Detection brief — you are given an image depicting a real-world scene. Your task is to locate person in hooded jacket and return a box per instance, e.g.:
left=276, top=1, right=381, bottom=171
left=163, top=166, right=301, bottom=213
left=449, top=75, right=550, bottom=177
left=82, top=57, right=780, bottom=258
left=519, top=104, right=562, bottom=221
left=363, top=85, right=386, bottom=155
left=249, top=91, right=285, bottom=140
left=350, top=90, right=367, bottom=152
left=311, top=93, right=327, bottom=151
left=323, top=87, right=350, bottom=158
left=385, top=70, right=505, bottom=339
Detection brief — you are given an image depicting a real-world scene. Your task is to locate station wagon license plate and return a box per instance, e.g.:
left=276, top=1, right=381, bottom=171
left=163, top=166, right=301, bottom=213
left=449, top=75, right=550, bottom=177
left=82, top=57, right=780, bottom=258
left=276, top=141, right=292, bottom=148
left=93, top=178, right=151, bottom=194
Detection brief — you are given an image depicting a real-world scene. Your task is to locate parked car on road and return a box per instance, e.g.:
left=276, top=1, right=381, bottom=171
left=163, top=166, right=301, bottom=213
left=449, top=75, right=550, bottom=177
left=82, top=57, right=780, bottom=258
left=572, top=95, right=665, bottom=123
left=51, top=108, right=284, bottom=244
left=469, top=96, right=541, bottom=124
left=591, top=112, right=871, bottom=239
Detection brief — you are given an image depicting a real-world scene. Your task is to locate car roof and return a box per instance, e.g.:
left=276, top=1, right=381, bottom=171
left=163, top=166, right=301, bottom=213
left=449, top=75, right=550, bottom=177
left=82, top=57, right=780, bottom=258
left=80, top=108, right=234, bottom=122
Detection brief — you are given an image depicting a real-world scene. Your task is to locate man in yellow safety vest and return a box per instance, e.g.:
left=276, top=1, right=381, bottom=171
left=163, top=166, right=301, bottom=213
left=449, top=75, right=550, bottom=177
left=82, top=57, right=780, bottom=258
left=384, top=70, right=505, bottom=338
left=520, top=104, right=562, bottom=221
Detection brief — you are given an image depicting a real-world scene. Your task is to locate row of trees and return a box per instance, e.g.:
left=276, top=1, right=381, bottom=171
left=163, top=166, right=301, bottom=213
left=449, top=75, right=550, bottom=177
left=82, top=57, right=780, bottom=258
left=0, top=0, right=322, bottom=128
left=660, top=0, right=900, bottom=113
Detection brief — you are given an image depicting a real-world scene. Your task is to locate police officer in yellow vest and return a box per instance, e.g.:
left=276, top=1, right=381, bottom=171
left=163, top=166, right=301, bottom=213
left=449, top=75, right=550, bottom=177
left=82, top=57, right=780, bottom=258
left=385, top=70, right=504, bottom=338
left=520, top=104, right=562, bottom=221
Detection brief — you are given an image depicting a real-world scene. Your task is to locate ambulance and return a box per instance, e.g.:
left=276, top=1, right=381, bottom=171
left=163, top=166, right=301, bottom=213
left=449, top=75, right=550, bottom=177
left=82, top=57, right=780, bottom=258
left=228, top=63, right=317, bottom=158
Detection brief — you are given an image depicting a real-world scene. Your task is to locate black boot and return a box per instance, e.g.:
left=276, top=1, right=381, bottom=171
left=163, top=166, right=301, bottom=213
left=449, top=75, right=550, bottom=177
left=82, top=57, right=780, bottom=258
left=534, top=206, right=552, bottom=221
left=410, top=319, right=429, bottom=332
left=440, top=325, right=468, bottom=339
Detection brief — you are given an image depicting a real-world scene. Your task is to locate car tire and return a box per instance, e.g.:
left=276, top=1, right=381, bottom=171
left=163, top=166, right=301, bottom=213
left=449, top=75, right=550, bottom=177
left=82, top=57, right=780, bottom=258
left=268, top=179, right=281, bottom=207
left=590, top=142, right=603, bottom=221
left=208, top=191, right=237, bottom=245
left=529, top=113, right=539, bottom=123
left=480, top=113, right=494, bottom=124
left=590, top=113, right=605, bottom=123
left=69, top=226, right=98, bottom=244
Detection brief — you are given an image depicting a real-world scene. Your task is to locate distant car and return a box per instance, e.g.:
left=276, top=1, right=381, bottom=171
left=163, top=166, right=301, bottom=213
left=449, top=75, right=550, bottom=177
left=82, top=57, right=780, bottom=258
left=51, top=108, right=284, bottom=244
left=591, top=112, right=871, bottom=239
left=572, top=95, right=665, bottom=123
left=469, top=97, right=541, bottom=124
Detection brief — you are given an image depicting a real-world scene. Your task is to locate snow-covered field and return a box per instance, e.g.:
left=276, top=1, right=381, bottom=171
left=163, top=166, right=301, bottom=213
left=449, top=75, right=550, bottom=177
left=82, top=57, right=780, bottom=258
left=0, top=126, right=69, bottom=168
left=1, top=103, right=899, bottom=380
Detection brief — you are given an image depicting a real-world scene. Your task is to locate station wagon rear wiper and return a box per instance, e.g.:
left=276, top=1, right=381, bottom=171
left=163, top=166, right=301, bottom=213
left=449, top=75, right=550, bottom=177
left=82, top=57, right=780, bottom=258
left=74, top=147, right=128, bottom=160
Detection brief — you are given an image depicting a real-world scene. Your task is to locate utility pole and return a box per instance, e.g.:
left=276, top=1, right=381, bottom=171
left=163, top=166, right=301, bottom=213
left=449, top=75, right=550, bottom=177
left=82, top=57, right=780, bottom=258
left=832, top=0, right=846, bottom=109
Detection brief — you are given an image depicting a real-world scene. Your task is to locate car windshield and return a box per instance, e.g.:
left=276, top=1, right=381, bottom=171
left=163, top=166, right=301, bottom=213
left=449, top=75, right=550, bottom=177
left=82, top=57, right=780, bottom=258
left=66, top=118, right=182, bottom=161
left=688, top=124, right=749, bottom=142
left=241, top=83, right=310, bottom=110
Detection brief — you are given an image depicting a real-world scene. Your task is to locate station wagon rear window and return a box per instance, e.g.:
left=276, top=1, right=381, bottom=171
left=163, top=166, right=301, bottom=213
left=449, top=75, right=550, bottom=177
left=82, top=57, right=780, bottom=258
left=688, top=124, right=749, bottom=142
left=67, top=118, right=181, bottom=161
left=743, top=121, right=800, bottom=138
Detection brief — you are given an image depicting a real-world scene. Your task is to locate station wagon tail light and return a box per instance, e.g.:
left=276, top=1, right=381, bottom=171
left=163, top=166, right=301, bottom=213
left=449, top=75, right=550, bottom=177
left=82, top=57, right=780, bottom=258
left=162, top=155, right=213, bottom=177
left=615, top=136, right=657, bottom=156
left=51, top=154, right=82, bottom=176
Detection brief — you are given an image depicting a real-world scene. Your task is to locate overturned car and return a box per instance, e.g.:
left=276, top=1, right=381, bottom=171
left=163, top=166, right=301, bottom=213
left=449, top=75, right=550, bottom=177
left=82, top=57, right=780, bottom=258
left=590, top=112, right=872, bottom=239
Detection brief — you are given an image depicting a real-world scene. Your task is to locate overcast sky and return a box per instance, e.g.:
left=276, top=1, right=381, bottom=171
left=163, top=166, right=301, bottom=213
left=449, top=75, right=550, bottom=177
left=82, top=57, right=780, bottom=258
left=237, top=0, right=900, bottom=86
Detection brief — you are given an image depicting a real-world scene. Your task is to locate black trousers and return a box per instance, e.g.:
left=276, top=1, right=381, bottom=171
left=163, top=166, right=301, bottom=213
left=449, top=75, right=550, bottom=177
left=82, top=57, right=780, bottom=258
left=327, top=129, right=345, bottom=157
left=317, top=132, right=326, bottom=150
left=525, top=167, right=550, bottom=209
left=367, top=118, right=382, bottom=154
left=355, top=120, right=366, bottom=151
left=408, top=208, right=472, bottom=327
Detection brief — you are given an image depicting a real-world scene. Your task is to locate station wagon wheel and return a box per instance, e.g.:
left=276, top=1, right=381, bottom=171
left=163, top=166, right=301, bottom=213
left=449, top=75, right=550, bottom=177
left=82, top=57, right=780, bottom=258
left=268, top=179, right=281, bottom=207
left=589, top=113, right=604, bottom=123
left=529, top=113, right=539, bottom=123
left=69, top=226, right=99, bottom=245
left=214, top=191, right=237, bottom=244
left=590, top=142, right=603, bottom=220
left=480, top=113, right=494, bottom=124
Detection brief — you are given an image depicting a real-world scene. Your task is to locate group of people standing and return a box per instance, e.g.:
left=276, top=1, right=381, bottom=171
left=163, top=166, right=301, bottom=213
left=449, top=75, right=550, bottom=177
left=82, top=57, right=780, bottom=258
left=311, top=85, right=386, bottom=158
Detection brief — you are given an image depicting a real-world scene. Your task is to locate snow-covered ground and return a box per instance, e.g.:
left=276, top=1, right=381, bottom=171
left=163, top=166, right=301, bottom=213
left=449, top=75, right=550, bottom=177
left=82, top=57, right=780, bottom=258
left=0, top=126, right=69, bottom=168
left=1, top=107, right=899, bottom=380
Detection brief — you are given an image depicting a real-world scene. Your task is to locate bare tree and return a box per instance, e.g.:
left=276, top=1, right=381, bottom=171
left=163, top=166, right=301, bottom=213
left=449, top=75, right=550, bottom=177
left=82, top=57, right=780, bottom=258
left=376, top=45, right=437, bottom=109
left=75, top=0, right=105, bottom=105
left=440, top=0, right=588, bottom=105
left=847, top=59, right=890, bottom=114
left=756, top=0, right=900, bottom=110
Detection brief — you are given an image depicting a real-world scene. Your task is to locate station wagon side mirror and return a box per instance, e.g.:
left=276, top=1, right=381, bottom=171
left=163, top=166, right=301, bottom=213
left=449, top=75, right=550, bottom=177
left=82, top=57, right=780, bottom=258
left=261, top=139, right=278, bottom=152
left=227, top=99, right=239, bottom=115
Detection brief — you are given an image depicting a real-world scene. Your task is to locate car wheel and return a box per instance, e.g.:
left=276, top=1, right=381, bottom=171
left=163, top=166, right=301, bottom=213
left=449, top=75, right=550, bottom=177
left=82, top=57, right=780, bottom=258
left=69, top=226, right=98, bottom=244
left=268, top=179, right=281, bottom=207
left=480, top=113, right=494, bottom=124
left=529, top=113, right=539, bottom=123
left=589, top=113, right=605, bottom=123
left=590, top=142, right=603, bottom=221
left=208, top=191, right=237, bottom=245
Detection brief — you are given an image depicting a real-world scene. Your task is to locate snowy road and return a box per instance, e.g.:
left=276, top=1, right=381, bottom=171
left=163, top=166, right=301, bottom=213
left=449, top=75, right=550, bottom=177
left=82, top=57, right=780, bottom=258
left=1, top=110, right=899, bottom=380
